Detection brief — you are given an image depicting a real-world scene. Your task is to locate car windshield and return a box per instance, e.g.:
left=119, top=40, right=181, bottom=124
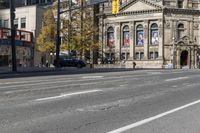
left=60, top=55, right=75, bottom=60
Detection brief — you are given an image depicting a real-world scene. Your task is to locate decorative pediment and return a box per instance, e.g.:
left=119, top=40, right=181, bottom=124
left=120, top=0, right=162, bottom=12
left=176, top=36, right=193, bottom=45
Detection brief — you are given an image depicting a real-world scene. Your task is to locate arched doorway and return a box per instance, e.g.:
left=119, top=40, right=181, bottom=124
left=180, top=50, right=188, bottom=66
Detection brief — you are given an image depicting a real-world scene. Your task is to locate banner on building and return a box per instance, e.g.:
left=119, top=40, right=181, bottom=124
left=112, top=0, right=119, bottom=14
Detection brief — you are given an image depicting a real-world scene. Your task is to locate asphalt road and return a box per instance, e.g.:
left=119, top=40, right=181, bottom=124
left=1, top=69, right=200, bottom=133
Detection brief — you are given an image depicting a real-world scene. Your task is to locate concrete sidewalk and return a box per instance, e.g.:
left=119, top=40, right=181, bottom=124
left=0, top=66, right=136, bottom=79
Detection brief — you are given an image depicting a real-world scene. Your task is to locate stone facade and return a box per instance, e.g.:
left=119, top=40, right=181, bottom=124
left=100, top=0, right=200, bottom=69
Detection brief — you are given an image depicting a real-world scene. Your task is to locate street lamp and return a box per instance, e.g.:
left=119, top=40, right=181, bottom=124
left=172, top=37, right=176, bottom=69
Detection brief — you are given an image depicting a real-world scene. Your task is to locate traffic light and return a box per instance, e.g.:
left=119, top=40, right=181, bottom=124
left=112, top=0, right=119, bottom=15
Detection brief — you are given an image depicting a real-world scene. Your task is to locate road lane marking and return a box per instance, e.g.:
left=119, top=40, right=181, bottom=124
left=4, top=82, right=101, bottom=94
left=82, top=76, right=104, bottom=79
left=35, top=89, right=102, bottom=101
left=107, top=99, right=200, bottom=133
left=0, top=75, right=136, bottom=89
left=165, top=76, right=188, bottom=82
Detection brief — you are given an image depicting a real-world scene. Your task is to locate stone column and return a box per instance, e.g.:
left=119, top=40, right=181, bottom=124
left=158, top=19, right=163, bottom=60
left=172, top=20, right=177, bottom=40
left=177, top=49, right=181, bottom=69
left=114, top=22, right=121, bottom=62
left=189, top=21, right=193, bottom=41
left=170, top=20, right=175, bottom=42
left=187, top=21, right=190, bottom=39
left=194, top=48, right=197, bottom=68
left=191, top=47, right=195, bottom=69
left=188, top=48, right=191, bottom=69
left=129, top=22, right=135, bottom=60
left=144, top=20, right=149, bottom=60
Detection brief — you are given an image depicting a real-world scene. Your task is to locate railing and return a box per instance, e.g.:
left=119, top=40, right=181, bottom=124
left=0, top=27, right=33, bottom=42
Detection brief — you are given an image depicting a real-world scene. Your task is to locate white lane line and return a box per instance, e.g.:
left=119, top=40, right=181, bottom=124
left=82, top=76, right=104, bottom=79
left=165, top=76, right=188, bottom=82
left=107, top=99, right=200, bottom=133
left=35, top=89, right=102, bottom=101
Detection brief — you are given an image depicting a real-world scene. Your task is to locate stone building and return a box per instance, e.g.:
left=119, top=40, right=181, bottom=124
left=100, top=0, right=200, bottom=68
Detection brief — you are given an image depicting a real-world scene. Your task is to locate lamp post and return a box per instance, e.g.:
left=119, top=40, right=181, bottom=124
left=101, top=3, right=104, bottom=64
left=55, top=0, right=61, bottom=68
left=172, top=37, right=176, bottom=69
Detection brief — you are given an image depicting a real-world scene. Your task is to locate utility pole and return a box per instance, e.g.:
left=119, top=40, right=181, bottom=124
left=10, top=0, right=17, bottom=72
left=80, top=0, right=84, bottom=59
left=56, top=0, right=61, bottom=68
left=68, top=0, right=72, bottom=54
left=101, top=3, right=104, bottom=64
left=92, top=3, right=100, bottom=64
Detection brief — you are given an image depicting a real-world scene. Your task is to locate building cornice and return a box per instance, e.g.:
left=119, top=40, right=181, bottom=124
left=164, top=8, right=200, bottom=15
left=105, top=9, right=163, bottom=18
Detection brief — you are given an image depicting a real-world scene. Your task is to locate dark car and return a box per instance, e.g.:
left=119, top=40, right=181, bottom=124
left=53, top=56, right=86, bottom=68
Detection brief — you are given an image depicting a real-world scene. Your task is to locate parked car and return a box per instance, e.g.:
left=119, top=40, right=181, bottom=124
left=53, top=56, right=86, bottom=68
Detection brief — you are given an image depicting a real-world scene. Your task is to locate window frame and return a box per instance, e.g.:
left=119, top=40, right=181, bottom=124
left=122, top=25, right=130, bottom=47
left=21, top=18, right=26, bottom=29
left=14, top=18, right=19, bottom=29
left=177, top=23, right=184, bottom=39
left=107, top=26, right=115, bottom=47
left=4, top=20, right=9, bottom=28
left=0, top=20, right=2, bottom=27
left=136, top=24, right=144, bottom=46
left=150, top=23, right=159, bottom=46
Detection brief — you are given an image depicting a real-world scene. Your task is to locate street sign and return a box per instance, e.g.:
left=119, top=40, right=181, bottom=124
left=88, top=0, right=109, bottom=5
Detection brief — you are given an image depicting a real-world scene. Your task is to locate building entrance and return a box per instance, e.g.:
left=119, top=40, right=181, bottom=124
left=180, top=50, right=188, bottom=67
left=0, top=55, right=9, bottom=66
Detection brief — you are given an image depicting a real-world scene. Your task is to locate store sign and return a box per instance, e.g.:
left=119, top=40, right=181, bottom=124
left=0, top=39, right=31, bottom=47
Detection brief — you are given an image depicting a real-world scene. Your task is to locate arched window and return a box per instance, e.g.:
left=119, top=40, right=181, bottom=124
left=136, top=24, right=144, bottom=46
left=177, top=23, right=184, bottom=39
left=150, top=23, right=158, bottom=45
left=107, top=27, right=115, bottom=47
left=123, top=25, right=130, bottom=47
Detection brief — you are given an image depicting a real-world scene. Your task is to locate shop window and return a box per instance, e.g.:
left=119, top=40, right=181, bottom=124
left=122, top=25, right=130, bottom=47
left=107, top=27, right=114, bottom=47
left=136, top=24, right=144, bottom=46
left=150, top=23, right=158, bottom=45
